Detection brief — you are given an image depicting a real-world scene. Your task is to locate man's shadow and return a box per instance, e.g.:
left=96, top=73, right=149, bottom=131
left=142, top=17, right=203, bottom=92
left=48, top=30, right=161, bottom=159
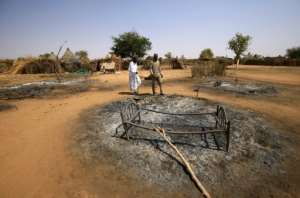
left=118, top=91, right=134, bottom=95
left=118, top=92, right=152, bottom=96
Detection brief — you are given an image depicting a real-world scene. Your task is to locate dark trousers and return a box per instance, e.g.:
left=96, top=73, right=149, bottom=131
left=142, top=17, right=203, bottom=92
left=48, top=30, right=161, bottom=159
left=152, top=76, right=163, bottom=95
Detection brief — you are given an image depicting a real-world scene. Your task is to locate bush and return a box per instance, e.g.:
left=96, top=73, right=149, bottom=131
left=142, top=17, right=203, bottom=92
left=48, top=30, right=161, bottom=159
left=215, top=57, right=234, bottom=66
left=199, top=48, right=214, bottom=60
left=0, top=59, right=14, bottom=73
left=241, top=57, right=300, bottom=66
left=286, top=47, right=300, bottom=59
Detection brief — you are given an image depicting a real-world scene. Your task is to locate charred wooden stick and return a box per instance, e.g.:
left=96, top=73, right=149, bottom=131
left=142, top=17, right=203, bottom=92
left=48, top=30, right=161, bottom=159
left=54, top=40, right=67, bottom=81
left=154, top=127, right=212, bottom=198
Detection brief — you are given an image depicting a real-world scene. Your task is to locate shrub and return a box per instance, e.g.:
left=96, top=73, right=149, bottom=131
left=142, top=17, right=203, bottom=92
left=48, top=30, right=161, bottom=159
left=199, top=48, right=214, bottom=60
left=286, top=47, right=300, bottom=59
left=0, top=59, right=14, bottom=73
left=215, top=57, right=234, bottom=66
left=241, top=56, right=300, bottom=66
left=164, top=52, right=172, bottom=59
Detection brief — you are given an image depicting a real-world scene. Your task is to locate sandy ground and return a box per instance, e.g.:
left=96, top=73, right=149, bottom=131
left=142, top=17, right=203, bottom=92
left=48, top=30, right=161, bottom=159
left=0, top=65, right=300, bottom=197
left=227, top=65, right=300, bottom=85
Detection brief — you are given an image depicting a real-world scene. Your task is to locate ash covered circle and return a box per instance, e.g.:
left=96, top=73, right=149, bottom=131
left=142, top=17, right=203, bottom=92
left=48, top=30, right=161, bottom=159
left=196, top=79, right=278, bottom=96
left=73, top=95, right=293, bottom=197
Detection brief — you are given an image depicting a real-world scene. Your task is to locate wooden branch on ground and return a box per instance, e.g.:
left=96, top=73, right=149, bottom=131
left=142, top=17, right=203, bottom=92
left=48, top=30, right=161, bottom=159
left=154, top=127, right=212, bottom=198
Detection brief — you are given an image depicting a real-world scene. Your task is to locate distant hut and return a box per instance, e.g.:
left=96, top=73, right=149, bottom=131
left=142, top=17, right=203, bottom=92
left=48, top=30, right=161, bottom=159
left=171, top=57, right=185, bottom=69
left=111, top=54, right=122, bottom=71
left=11, top=57, right=57, bottom=74
left=62, top=48, right=77, bottom=63
left=48, top=52, right=57, bottom=61
left=61, top=48, right=81, bottom=72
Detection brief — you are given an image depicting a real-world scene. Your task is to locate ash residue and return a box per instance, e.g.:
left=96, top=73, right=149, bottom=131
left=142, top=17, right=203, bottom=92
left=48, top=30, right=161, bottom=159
left=72, top=95, right=295, bottom=197
left=0, top=79, right=91, bottom=99
left=197, top=79, right=278, bottom=96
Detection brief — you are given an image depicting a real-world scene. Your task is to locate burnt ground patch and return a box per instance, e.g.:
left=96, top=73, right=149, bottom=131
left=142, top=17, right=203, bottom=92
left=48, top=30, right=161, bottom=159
left=0, top=78, right=120, bottom=100
left=195, top=78, right=278, bottom=96
left=71, top=95, right=298, bottom=198
left=0, top=79, right=90, bottom=99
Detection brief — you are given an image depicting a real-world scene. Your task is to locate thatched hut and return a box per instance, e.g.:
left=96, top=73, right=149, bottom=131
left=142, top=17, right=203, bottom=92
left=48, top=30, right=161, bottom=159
left=171, top=57, right=185, bottom=69
left=10, top=58, right=57, bottom=74
left=61, top=48, right=81, bottom=72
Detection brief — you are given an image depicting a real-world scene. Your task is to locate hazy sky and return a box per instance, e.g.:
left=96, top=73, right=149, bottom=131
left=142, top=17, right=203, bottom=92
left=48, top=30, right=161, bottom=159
left=0, top=0, right=299, bottom=59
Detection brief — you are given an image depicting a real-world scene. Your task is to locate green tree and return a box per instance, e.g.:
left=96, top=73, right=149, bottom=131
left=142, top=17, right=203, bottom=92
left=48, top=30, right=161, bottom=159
left=75, top=50, right=89, bottom=64
left=244, top=52, right=263, bottom=60
left=111, top=31, right=152, bottom=58
left=75, top=50, right=88, bottom=59
left=228, top=33, right=251, bottom=68
left=286, top=47, right=300, bottom=59
left=199, top=48, right=214, bottom=60
left=164, top=52, right=172, bottom=59
left=39, top=53, right=50, bottom=59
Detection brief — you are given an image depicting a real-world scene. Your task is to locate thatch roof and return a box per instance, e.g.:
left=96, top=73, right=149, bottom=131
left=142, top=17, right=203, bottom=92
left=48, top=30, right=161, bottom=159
left=62, top=48, right=78, bottom=63
left=10, top=58, right=57, bottom=74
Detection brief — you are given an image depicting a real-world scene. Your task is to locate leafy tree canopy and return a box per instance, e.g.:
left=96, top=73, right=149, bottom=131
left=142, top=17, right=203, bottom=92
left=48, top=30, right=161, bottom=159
left=75, top=50, right=89, bottom=64
left=228, top=33, right=251, bottom=60
left=39, top=52, right=56, bottom=60
left=199, top=48, right=214, bottom=60
left=75, top=50, right=88, bottom=58
left=164, top=52, right=172, bottom=59
left=286, top=46, right=300, bottom=59
left=111, top=31, right=152, bottom=58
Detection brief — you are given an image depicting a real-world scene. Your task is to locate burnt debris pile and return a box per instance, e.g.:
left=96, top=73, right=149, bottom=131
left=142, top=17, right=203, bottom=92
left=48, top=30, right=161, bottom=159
left=116, top=97, right=230, bottom=152
left=0, top=79, right=90, bottom=99
left=196, top=79, right=277, bottom=96
left=73, top=95, right=294, bottom=197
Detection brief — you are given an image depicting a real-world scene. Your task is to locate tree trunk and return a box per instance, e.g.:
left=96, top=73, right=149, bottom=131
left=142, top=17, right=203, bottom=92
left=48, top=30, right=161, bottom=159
left=236, top=58, right=240, bottom=69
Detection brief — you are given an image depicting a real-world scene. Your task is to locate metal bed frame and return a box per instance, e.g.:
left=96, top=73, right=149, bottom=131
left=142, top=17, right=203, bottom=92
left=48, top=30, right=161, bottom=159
left=116, top=101, right=231, bottom=152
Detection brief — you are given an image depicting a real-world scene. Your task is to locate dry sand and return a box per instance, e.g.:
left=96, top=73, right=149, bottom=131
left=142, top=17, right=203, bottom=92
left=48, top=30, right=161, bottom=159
left=0, top=65, right=300, bottom=197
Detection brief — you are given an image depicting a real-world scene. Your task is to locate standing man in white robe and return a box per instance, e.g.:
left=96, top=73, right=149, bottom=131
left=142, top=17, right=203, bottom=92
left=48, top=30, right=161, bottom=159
left=128, top=56, right=140, bottom=95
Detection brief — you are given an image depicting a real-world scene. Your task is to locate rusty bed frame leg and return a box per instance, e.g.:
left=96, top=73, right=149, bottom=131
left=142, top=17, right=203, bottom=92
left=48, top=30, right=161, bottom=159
left=226, top=121, right=230, bottom=152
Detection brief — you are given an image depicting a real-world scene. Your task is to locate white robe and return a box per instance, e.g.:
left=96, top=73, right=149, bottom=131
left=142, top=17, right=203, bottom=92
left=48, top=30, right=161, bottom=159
left=128, top=61, right=140, bottom=91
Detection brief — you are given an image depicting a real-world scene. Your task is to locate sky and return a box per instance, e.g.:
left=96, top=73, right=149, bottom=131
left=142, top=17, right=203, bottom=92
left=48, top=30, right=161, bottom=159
left=0, top=0, right=300, bottom=59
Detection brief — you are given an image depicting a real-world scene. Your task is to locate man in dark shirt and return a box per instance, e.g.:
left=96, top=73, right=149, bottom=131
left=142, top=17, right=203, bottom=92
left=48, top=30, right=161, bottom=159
left=150, top=54, right=164, bottom=95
